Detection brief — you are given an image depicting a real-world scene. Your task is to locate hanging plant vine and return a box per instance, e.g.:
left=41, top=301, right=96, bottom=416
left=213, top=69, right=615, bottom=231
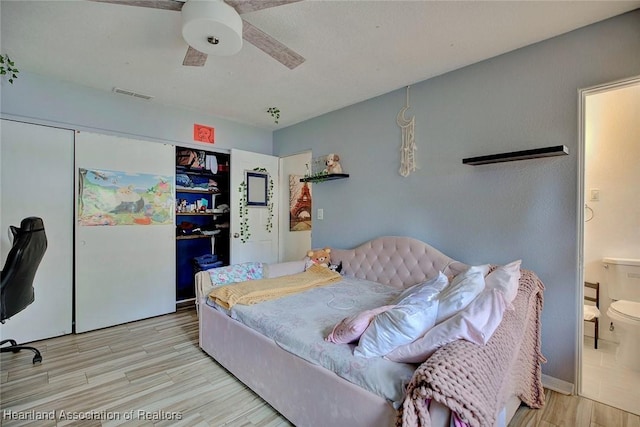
left=237, top=180, right=250, bottom=243
left=267, top=107, right=280, bottom=124
left=0, top=54, right=19, bottom=84
left=237, top=167, right=274, bottom=243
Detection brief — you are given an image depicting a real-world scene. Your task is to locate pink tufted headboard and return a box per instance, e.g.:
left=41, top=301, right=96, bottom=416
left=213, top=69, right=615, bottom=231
left=330, top=236, right=468, bottom=289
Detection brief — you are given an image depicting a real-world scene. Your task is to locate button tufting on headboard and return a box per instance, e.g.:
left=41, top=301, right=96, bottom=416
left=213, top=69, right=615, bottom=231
left=330, top=236, right=468, bottom=289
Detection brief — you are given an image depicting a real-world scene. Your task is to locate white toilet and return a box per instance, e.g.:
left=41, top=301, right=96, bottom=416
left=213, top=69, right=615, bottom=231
left=603, top=257, right=640, bottom=371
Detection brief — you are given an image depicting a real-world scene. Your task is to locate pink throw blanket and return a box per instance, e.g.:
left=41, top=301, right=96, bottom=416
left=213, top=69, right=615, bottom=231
left=398, top=269, right=546, bottom=427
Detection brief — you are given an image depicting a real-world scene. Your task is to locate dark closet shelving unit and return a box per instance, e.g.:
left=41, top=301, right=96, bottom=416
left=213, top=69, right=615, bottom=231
left=175, top=149, right=230, bottom=302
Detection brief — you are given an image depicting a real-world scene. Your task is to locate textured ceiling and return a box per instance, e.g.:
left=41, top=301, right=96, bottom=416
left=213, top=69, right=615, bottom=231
left=1, top=0, right=639, bottom=129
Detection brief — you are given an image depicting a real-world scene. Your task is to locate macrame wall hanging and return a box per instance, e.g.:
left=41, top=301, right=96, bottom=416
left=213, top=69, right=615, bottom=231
left=397, top=85, right=416, bottom=177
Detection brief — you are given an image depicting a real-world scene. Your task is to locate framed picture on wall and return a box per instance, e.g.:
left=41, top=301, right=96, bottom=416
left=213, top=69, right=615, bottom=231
left=289, top=175, right=312, bottom=231
left=246, top=171, right=268, bottom=206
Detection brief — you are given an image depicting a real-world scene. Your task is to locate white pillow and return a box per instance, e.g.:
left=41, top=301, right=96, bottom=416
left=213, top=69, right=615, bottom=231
left=386, top=288, right=508, bottom=363
left=393, top=272, right=449, bottom=305
left=354, top=299, right=439, bottom=358
left=485, top=260, right=521, bottom=304
left=264, top=260, right=307, bottom=278
left=435, top=265, right=487, bottom=324
left=353, top=273, right=448, bottom=358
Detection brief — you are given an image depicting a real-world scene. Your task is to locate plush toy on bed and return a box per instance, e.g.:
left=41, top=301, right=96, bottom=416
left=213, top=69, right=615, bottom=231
left=306, top=248, right=343, bottom=273
left=307, top=248, right=332, bottom=268
left=329, top=261, right=343, bottom=274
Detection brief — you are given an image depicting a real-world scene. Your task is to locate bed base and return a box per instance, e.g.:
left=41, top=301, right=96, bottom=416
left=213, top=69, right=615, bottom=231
left=199, top=301, right=395, bottom=427
left=199, top=300, right=520, bottom=427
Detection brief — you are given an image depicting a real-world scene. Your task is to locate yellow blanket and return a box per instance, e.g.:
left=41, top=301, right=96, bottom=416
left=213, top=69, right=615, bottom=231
left=208, top=264, right=342, bottom=309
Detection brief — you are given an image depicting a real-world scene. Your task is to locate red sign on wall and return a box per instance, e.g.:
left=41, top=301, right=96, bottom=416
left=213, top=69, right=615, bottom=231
left=193, top=124, right=215, bottom=144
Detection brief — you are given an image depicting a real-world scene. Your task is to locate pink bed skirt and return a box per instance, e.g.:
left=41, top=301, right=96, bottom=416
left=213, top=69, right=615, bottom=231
left=199, top=299, right=397, bottom=427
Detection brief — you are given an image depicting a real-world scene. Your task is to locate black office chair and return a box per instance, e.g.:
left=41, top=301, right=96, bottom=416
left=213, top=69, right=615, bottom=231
left=1, top=217, right=48, bottom=364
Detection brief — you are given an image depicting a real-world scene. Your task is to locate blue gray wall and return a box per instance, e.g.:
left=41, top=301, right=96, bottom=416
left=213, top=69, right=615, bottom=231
left=274, top=10, right=640, bottom=384
left=1, top=72, right=272, bottom=154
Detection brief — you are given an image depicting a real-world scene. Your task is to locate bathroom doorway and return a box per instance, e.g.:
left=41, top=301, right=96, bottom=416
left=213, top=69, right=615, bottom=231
left=578, top=76, right=640, bottom=415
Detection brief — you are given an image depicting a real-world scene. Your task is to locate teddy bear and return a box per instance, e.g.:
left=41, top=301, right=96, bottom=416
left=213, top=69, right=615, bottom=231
left=306, top=247, right=343, bottom=273
left=307, top=247, right=332, bottom=268
left=324, top=153, right=343, bottom=174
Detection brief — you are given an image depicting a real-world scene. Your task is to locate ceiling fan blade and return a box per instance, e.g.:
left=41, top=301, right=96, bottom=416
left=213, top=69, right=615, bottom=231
left=92, top=0, right=304, bottom=69
left=242, top=20, right=304, bottom=69
left=225, top=0, right=302, bottom=15
left=89, top=0, right=183, bottom=11
left=183, top=46, right=208, bottom=66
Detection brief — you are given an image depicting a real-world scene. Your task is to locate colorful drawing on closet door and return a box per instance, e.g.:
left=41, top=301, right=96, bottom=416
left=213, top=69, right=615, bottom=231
left=77, top=168, right=174, bottom=226
left=289, top=175, right=312, bottom=231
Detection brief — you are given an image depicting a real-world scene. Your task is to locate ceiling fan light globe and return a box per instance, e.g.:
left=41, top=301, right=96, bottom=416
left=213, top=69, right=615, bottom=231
left=182, top=0, right=243, bottom=56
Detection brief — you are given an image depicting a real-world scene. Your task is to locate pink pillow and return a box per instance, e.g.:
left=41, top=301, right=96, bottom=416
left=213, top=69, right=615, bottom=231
left=435, top=265, right=487, bottom=324
left=485, top=260, right=521, bottom=304
left=385, top=289, right=507, bottom=363
left=325, top=305, right=395, bottom=344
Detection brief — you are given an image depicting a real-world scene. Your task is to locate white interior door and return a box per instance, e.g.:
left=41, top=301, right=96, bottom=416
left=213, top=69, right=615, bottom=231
left=75, top=132, right=175, bottom=333
left=230, top=149, right=279, bottom=264
left=279, top=151, right=312, bottom=262
left=0, top=120, right=74, bottom=342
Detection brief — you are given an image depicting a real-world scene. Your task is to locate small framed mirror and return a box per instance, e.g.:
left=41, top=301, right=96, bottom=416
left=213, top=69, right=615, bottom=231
left=246, top=171, right=268, bottom=206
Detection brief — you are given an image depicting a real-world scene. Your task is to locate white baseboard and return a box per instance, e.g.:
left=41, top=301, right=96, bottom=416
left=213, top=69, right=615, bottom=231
left=542, top=374, right=574, bottom=395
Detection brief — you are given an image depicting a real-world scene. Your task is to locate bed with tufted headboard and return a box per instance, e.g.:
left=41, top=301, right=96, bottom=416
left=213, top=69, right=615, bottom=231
left=196, top=236, right=545, bottom=427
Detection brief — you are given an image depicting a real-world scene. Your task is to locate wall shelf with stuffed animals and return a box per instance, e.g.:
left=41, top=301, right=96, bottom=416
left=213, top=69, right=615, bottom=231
left=300, top=173, right=349, bottom=183
left=300, top=153, right=349, bottom=183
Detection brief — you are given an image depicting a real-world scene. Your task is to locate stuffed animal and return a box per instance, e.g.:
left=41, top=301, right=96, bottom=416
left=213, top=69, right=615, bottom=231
left=329, top=261, right=343, bottom=274
left=324, top=153, right=343, bottom=174
left=307, top=247, right=332, bottom=268
left=306, top=248, right=343, bottom=273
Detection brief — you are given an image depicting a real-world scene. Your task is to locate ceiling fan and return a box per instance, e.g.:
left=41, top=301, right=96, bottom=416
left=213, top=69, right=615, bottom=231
left=90, top=0, right=305, bottom=69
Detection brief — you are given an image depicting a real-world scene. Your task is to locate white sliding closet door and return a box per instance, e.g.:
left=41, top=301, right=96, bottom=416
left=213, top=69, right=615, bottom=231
left=75, top=132, right=175, bottom=333
left=0, top=120, right=74, bottom=342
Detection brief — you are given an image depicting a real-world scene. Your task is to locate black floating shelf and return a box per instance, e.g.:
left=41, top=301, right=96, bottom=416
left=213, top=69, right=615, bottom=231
left=462, top=145, right=569, bottom=165
left=300, top=173, right=350, bottom=183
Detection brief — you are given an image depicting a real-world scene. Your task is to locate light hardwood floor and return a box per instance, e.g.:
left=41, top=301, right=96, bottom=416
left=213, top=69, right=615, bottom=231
left=1, top=307, right=638, bottom=427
